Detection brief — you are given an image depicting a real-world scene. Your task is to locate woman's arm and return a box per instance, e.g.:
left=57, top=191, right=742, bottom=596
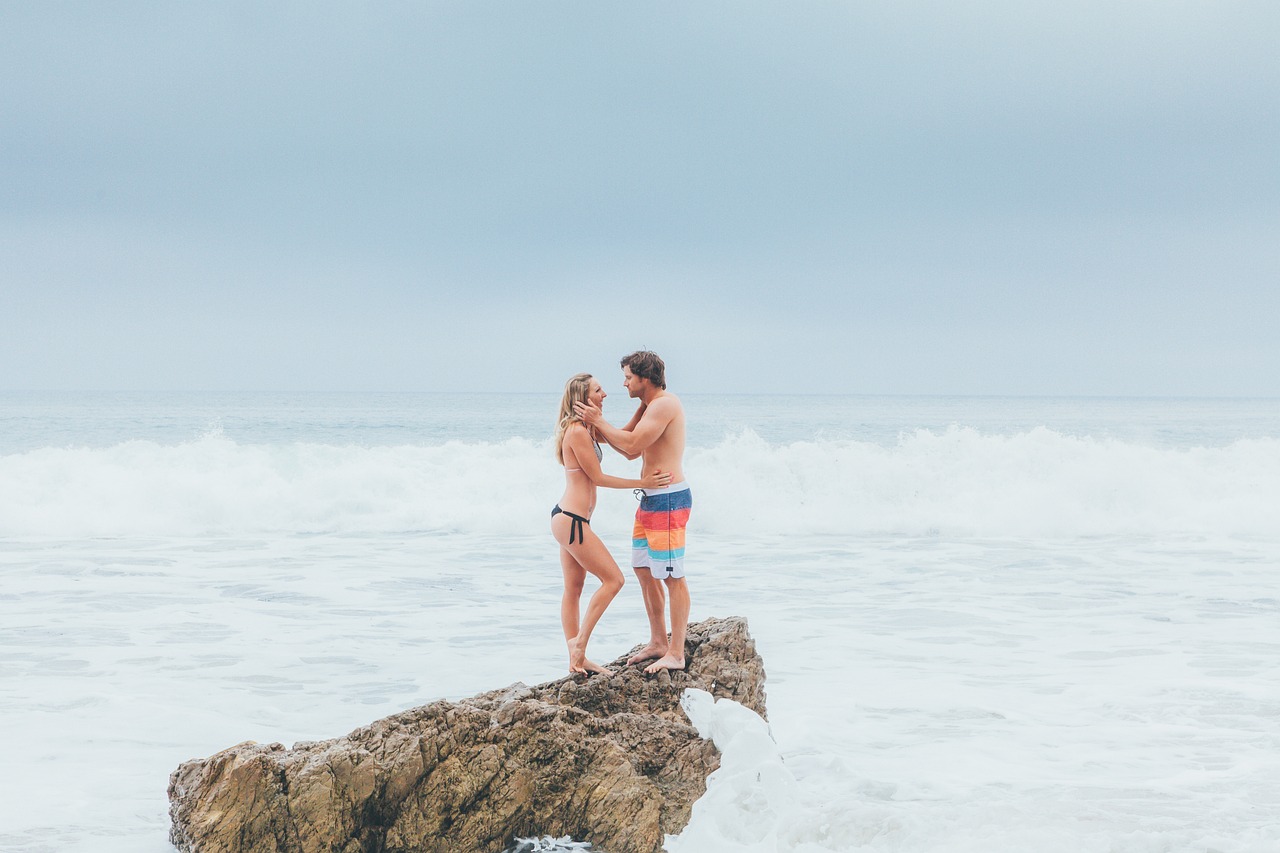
left=565, top=424, right=669, bottom=489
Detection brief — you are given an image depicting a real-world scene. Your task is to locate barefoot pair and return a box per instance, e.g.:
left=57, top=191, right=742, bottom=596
left=554, top=350, right=692, bottom=675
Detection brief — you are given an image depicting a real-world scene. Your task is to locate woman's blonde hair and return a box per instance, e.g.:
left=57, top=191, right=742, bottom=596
left=554, top=373, right=594, bottom=465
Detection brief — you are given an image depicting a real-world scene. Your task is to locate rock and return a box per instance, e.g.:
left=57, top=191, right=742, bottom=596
left=168, top=616, right=767, bottom=853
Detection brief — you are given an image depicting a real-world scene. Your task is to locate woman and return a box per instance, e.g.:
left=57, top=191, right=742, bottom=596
left=553, top=373, right=670, bottom=675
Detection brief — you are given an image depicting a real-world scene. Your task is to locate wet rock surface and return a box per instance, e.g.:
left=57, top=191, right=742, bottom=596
left=168, top=616, right=767, bottom=853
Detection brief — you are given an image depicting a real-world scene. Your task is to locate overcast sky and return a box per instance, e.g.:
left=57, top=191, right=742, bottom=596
left=2, top=2, right=1276, bottom=395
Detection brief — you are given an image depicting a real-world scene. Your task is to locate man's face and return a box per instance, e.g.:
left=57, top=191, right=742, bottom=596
left=622, top=366, right=645, bottom=398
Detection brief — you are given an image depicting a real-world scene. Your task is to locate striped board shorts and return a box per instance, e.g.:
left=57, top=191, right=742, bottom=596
left=632, top=482, right=692, bottom=579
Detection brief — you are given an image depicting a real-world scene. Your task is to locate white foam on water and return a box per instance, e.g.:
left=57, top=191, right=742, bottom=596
left=2, top=427, right=1276, bottom=539
left=508, top=836, right=594, bottom=852
left=694, top=427, right=1280, bottom=539
left=3, top=532, right=1279, bottom=852
left=0, top=434, right=557, bottom=538
left=670, top=687, right=1280, bottom=853
left=2, top=397, right=1278, bottom=852
left=733, top=531, right=1280, bottom=853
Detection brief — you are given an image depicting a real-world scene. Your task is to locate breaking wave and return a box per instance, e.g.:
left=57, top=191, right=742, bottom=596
left=1, top=428, right=1276, bottom=539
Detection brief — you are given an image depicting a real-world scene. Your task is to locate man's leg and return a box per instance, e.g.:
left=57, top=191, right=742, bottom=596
left=626, top=569, right=669, bottom=664
left=644, top=577, right=689, bottom=673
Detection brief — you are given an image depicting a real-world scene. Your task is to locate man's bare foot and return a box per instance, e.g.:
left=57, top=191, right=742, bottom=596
left=626, top=643, right=667, bottom=665
left=643, top=653, right=685, bottom=674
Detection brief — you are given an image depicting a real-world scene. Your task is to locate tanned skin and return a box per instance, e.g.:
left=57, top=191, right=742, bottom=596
left=575, top=366, right=689, bottom=673
left=555, top=376, right=670, bottom=675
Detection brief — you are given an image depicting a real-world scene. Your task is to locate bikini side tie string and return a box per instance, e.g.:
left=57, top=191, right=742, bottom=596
left=552, top=505, right=589, bottom=545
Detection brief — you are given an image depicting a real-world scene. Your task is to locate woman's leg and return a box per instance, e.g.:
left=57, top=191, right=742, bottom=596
left=559, top=546, right=585, bottom=642
left=553, top=514, right=624, bottom=673
left=571, top=530, right=625, bottom=663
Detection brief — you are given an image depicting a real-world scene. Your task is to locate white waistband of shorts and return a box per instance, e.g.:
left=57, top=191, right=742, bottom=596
left=641, top=481, right=689, bottom=496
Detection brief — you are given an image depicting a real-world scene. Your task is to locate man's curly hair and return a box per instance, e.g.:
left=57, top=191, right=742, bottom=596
left=620, top=350, right=666, bottom=390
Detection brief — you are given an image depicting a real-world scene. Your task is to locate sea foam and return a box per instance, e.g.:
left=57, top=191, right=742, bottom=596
left=669, top=689, right=1280, bottom=853
left=1, top=427, right=1277, bottom=539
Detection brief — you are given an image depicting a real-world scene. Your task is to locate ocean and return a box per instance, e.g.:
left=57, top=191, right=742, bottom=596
left=1, top=392, right=1278, bottom=852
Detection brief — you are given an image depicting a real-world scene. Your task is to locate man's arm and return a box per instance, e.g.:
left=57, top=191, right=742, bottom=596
left=577, top=397, right=674, bottom=457
left=603, top=404, right=646, bottom=460
left=563, top=424, right=670, bottom=490
left=621, top=403, right=645, bottom=432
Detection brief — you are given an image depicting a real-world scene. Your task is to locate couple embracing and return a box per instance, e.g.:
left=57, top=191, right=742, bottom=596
left=551, top=350, right=691, bottom=676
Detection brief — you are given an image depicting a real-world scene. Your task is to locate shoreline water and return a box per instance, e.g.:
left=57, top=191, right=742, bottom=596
left=1, top=393, right=1277, bottom=851
left=4, top=391, right=1279, bottom=453
left=5, top=530, right=1278, bottom=852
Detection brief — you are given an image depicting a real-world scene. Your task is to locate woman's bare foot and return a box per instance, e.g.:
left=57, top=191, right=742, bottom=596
left=568, top=638, right=610, bottom=675
left=643, top=653, right=685, bottom=674
left=626, top=643, right=667, bottom=665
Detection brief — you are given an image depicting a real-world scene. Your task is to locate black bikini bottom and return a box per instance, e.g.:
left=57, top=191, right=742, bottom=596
left=551, top=505, right=590, bottom=545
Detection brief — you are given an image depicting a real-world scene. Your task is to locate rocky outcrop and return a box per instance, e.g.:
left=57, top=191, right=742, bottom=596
left=168, top=616, right=766, bottom=853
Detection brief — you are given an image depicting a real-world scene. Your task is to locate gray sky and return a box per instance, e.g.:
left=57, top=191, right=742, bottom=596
left=2, top=2, right=1277, bottom=395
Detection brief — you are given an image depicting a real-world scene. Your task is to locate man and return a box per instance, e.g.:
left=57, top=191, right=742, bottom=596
left=575, top=350, right=690, bottom=674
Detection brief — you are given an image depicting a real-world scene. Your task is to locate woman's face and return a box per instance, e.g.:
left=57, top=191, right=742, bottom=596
left=588, top=379, right=607, bottom=408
